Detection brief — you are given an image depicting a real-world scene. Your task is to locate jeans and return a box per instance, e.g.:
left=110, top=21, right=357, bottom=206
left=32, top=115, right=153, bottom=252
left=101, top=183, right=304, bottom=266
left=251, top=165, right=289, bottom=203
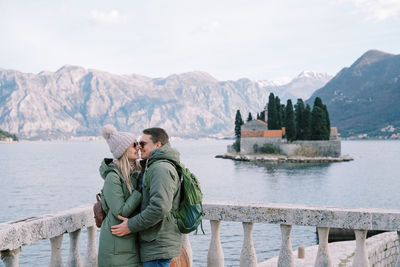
left=142, top=259, right=172, bottom=267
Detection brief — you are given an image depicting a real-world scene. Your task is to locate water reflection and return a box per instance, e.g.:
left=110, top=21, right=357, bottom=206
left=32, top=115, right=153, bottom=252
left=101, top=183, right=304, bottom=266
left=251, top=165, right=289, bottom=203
left=234, top=160, right=332, bottom=175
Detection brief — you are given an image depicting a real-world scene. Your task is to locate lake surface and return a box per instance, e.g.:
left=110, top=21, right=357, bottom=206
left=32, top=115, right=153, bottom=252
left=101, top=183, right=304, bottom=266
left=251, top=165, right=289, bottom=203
left=1, top=140, right=400, bottom=266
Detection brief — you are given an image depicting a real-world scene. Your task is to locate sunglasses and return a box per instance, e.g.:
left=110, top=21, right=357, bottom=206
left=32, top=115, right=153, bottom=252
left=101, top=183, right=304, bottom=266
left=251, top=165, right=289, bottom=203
left=139, top=141, right=147, bottom=147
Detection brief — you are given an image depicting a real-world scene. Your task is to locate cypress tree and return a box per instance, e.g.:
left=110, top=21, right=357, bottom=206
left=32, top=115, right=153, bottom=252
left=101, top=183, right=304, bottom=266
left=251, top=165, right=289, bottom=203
left=312, top=97, right=331, bottom=140
left=280, top=103, right=286, bottom=129
left=267, top=93, right=278, bottom=129
left=260, top=110, right=266, bottom=122
left=256, top=112, right=260, bottom=120
left=275, top=96, right=282, bottom=129
left=311, top=105, right=326, bottom=140
left=247, top=112, right=253, bottom=122
left=314, top=97, right=324, bottom=109
left=295, top=99, right=305, bottom=140
left=303, top=104, right=312, bottom=140
left=285, top=99, right=296, bottom=142
left=234, top=109, right=244, bottom=139
left=323, top=105, right=331, bottom=140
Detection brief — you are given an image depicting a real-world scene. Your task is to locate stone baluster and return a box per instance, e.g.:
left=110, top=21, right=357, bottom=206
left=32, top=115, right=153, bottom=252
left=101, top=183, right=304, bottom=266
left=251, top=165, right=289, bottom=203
left=207, top=220, right=224, bottom=267
left=84, top=226, right=97, bottom=267
left=352, top=230, right=369, bottom=267
left=278, top=224, right=295, bottom=267
left=314, top=227, right=332, bottom=267
left=68, top=229, right=82, bottom=267
left=0, top=247, right=21, bottom=267
left=182, top=234, right=193, bottom=266
left=395, top=231, right=400, bottom=267
left=50, top=235, right=64, bottom=267
left=240, top=222, right=257, bottom=267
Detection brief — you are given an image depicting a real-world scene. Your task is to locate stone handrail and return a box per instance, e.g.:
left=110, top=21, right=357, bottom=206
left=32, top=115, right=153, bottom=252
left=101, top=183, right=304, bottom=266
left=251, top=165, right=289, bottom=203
left=0, top=204, right=192, bottom=267
left=2, top=201, right=400, bottom=266
left=0, top=205, right=97, bottom=266
left=203, top=201, right=400, bottom=230
left=203, top=201, right=400, bottom=267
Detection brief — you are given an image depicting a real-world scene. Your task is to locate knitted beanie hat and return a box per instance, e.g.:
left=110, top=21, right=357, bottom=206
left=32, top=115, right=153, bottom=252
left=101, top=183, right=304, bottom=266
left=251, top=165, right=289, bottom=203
left=101, top=124, right=136, bottom=159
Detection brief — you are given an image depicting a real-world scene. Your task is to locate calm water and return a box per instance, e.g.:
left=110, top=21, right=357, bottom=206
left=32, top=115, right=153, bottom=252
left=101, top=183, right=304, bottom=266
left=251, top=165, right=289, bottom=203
left=1, top=140, right=400, bottom=266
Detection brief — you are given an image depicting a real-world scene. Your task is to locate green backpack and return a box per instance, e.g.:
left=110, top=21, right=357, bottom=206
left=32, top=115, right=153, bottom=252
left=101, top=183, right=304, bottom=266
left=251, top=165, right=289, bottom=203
left=145, top=160, right=205, bottom=234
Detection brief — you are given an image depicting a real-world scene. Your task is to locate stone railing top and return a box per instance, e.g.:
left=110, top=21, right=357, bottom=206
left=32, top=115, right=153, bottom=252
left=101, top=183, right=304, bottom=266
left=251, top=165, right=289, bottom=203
left=203, top=201, right=400, bottom=231
left=2, top=201, right=400, bottom=252
left=0, top=205, right=94, bottom=251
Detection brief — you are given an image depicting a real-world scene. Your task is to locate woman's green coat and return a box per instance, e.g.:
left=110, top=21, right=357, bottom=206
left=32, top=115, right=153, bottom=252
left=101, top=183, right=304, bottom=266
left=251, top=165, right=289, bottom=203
left=98, top=158, right=142, bottom=267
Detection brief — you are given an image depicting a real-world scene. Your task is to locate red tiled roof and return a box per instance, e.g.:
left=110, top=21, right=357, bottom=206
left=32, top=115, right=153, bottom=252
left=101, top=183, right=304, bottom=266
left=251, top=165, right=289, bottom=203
left=256, top=120, right=268, bottom=126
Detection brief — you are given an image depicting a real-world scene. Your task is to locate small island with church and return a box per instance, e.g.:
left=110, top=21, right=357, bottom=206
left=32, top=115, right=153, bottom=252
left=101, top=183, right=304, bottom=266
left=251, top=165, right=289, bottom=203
left=217, top=93, right=353, bottom=163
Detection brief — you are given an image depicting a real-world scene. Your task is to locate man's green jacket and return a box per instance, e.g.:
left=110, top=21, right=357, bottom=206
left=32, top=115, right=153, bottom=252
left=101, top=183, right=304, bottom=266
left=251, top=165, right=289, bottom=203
left=128, top=142, right=182, bottom=262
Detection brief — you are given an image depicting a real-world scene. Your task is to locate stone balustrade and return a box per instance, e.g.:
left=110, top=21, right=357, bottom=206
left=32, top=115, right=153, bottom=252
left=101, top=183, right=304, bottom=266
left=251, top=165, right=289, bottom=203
left=203, top=201, right=400, bottom=266
left=0, top=205, right=97, bottom=267
left=2, top=201, right=400, bottom=266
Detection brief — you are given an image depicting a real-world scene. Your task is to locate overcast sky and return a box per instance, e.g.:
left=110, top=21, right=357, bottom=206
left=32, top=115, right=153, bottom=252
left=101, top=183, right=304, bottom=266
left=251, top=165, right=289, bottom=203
left=1, top=0, right=399, bottom=81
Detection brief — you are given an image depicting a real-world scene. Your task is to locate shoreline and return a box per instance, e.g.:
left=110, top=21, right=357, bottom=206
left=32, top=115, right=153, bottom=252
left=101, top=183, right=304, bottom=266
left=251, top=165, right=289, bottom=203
left=216, top=152, right=354, bottom=163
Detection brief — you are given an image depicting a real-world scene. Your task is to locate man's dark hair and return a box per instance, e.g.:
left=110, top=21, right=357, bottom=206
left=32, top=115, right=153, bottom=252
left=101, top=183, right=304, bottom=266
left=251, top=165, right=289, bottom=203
left=143, top=127, right=169, bottom=145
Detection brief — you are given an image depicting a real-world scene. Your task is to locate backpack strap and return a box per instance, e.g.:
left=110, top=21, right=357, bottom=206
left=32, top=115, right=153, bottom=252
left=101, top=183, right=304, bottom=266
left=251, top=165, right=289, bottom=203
left=143, top=159, right=181, bottom=186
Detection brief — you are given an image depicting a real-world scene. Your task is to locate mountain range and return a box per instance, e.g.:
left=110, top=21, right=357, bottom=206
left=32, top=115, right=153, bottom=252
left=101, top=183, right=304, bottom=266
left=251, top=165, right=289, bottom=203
left=308, top=50, right=400, bottom=138
left=0, top=66, right=330, bottom=140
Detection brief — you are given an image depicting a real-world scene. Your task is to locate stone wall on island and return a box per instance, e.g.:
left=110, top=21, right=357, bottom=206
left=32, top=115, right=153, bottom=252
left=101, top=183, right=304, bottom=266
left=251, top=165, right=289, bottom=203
left=240, top=138, right=341, bottom=158
left=240, top=137, right=283, bottom=154
left=281, top=140, right=341, bottom=157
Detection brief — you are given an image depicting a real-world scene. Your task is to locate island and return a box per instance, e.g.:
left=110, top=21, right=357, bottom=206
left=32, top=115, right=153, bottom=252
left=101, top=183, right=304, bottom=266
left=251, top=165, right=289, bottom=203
left=218, top=95, right=353, bottom=163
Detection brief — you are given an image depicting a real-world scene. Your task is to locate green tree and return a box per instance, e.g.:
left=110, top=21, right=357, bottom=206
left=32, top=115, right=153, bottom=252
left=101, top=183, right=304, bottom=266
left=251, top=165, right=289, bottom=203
left=295, top=99, right=305, bottom=140
left=280, top=103, right=286, bottom=129
left=311, top=105, right=326, bottom=140
left=303, top=104, right=312, bottom=140
left=247, top=112, right=253, bottom=122
left=312, top=97, right=330, bottom=140
left=232, top=139, right=241, bottom=152
left=275, top=96, right=282, bottom=129
left=256, top=112, right=260, bottom=120
left=284, top=99, right=296, bottom=141
left=267, top=93, right=278, bottom=129
left=313, top=97, right=324, bottom=109
left=259, top=110, right=266, bottom=122
left=234, top=109, right=244, bottom=139
left=323, top=104, right=331, bottom=140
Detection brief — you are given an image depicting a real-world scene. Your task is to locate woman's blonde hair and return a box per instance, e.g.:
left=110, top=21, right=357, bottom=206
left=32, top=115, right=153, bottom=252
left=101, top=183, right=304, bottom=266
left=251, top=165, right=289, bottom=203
left=115, top=148, right=141, bottom=194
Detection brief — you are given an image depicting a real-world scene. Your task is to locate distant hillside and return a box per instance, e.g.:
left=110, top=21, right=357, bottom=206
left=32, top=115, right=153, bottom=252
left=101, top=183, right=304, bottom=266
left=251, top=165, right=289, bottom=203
left=307, top=50, right=400, bottom=139
left=0, top=66, right=330, bottom=140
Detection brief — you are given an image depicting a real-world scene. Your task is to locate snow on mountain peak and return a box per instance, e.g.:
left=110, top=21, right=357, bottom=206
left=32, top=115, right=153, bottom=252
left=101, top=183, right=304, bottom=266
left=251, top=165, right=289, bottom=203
left=297, top=71, right=331, bottom=80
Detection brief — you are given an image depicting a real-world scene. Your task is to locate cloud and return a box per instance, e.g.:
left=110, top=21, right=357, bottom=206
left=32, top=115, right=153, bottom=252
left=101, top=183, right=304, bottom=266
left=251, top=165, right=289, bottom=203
left=191, top=20, right=221, bottom=34
left=89, top=9, right=130, bottom=24
left=340, top=0, right=400, bottom=21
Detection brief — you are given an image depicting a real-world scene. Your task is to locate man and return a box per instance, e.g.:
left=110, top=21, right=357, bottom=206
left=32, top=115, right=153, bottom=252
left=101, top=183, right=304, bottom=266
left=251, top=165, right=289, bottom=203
left=111, top=127, right=182, bottom=267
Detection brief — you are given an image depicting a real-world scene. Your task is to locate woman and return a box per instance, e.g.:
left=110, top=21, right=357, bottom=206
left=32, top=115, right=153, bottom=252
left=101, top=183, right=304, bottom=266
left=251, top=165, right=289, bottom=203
left=98, top=124, right=142, bottom=267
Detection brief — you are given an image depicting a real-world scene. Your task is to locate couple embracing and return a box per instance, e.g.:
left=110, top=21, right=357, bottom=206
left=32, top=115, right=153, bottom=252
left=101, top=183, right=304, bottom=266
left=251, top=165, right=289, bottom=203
left=98, top=125, right=182, bottom=267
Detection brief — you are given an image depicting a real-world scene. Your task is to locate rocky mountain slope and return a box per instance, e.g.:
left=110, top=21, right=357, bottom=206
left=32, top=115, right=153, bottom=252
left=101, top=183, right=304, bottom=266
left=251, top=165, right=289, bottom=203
left=307, top=50, right=400, bottom=138
left=0, top=66, right=330, bottom=140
